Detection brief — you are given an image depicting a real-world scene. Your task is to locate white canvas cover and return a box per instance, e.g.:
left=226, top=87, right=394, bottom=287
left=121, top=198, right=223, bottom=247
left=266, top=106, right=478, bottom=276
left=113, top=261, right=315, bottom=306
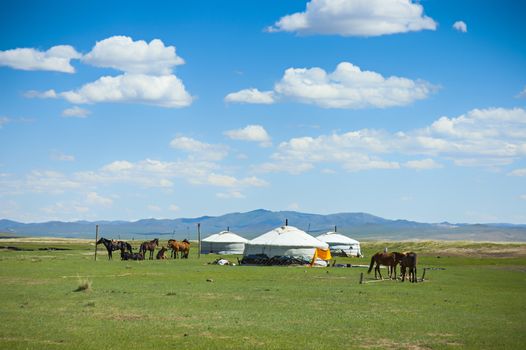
left=244, top=225, right=329, bottom=260
left=316, top=231, right=362, bottom=257
left=201, top=230, right=248, bottom=254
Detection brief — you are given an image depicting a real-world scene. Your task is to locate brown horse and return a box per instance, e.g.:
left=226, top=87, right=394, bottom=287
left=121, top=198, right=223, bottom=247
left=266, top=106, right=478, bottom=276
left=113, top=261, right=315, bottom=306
left=167, top=239, right=191, bottom=259
left=399, top=252, right=417, bottom=282
left=368, top=252, right=405, bottom=280
left=156, top=246, right=167, bottom=260
left=139, top=238, right=159, bottom=260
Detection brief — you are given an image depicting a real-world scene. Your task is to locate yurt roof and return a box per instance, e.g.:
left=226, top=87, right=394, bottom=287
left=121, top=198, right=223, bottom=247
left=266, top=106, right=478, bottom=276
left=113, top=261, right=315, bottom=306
left=202, top=231, right=248, bottom=243
left=316, top=232, right=360, bottom=245
left=248, top=225, right=328, bottom=249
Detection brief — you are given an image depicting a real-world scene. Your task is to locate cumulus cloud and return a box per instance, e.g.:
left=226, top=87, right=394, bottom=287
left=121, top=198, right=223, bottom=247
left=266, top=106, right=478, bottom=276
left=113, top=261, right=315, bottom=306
left=22, top=36, right=194, bottom=109
left=453, top=21, right=468, bottom=33
left=82, top=36, right=185, bottom=75
left=0, top=45, right=81, bottom=73
left=404, top=158, right=443, bottom=170
left=24, top=89, right=58, bottom=99
left=57, top=73, right=193, bottom=108
left=267, top=0, right=437, bottom=37
left=257, top=107, right=526, bottom=174
left=224, top=88, right=275, bottom=104
left=217, top=191, right=246, bottom=199
left=170, top=136, right=229, bottom=161
left=62, top=106, right=90, bottom=118
left=228, top=62, right=434, bottom=109
left=224, top=125, right=272, bottom=147
left=86, top=192, right=113, bottom=206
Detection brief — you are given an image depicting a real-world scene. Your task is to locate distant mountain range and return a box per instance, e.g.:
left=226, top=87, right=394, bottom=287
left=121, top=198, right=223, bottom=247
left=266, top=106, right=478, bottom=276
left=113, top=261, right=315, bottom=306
left=1, top=209, right=526, bottom=242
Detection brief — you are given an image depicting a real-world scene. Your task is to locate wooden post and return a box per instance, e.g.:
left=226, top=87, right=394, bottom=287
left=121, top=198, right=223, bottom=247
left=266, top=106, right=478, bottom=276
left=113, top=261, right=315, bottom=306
left=94, top=225, right=99, bottom=261
left=359, top=272, right=364, bottom=284
left=197, top=223, right=201, bottom=259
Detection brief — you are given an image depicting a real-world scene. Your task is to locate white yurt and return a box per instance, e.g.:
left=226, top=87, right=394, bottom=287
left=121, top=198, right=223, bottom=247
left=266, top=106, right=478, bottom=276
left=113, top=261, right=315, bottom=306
left=201, top=229, right=248, bottom=255
left=243, top=222, right=329, bottom=261
left=316, top=227, right=362, bottom=257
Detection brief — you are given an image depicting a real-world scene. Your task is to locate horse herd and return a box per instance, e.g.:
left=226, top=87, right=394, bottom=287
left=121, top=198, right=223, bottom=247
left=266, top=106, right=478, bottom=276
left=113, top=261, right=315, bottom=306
left=96, top=237, right=190, bottom=261
left=368, top=251, right=418, bottom=283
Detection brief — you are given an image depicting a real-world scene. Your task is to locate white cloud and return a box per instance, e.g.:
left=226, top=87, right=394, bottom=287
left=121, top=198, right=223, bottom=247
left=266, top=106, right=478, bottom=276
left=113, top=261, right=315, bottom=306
left=86, top=192, right=113, bottom=206
left=201, top=174, right=268, bottom=188
left=170, top=136, right=228, bottom=161
left=254, top=161, right=314, bottom=175
left=41, top=202, right=90, bottom=218
left=404, top=158, right=443, bottom=170
left=58, top=73, right=193, bottom=108
left=169, top=204, right=180, bottom=212
left=453, top=21, right=468, bottom=33
left=0, top=45, right=81, bottom=73
left=225, top=88, right=275, bottom=104
left=508, top=168, right=526, bottom=176
left=267, top=0, right=437, bottom=37
left=102, top=160, right=135, bottom=172
left=82, top=36, right=184, bottom=75
left=216, top=191, right=246, bottom=199
left=62, top=106, right=90, bottom=118
left=91, top=158, right=266, bottom=190
left=517, top=86, right=526, bottom=99
left=20, top=36, right=193, bottom=109
left=25, top=89, right=58, bottom=99
left=224, top=125, right=272, bottom=147
left=229, top=62, right=434, bottom=109
left=520, top=194, right=526, bottom=201
left=258, top=107, right=526, bottom=173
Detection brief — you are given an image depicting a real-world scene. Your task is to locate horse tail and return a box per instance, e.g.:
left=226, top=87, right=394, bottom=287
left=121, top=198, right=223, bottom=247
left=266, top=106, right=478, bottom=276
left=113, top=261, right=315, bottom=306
left=367, top=254, right=375, bottom=274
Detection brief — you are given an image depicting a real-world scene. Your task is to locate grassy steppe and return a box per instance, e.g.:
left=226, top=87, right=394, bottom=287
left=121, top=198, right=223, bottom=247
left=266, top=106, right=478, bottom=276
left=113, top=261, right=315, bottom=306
left=0, top=239, right=525, bottom=349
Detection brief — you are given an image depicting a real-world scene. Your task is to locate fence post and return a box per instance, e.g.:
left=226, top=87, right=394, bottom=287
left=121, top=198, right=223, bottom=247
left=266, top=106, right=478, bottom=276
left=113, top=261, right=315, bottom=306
left=94, top=225, right=99, bottom=261
left=197, top=223, right=201, bottom=259
left=359, top=272, right=364, bottom=284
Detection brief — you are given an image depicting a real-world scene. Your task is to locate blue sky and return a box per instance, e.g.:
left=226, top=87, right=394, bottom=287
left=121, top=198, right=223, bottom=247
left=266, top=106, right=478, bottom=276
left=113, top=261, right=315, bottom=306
left=1, top=0, right=525, bottom=223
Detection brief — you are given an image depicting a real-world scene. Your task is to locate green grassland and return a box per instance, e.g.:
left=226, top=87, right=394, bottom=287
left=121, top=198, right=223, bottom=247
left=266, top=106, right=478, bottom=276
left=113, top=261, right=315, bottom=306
left=0, top=239, right=525, bottom=349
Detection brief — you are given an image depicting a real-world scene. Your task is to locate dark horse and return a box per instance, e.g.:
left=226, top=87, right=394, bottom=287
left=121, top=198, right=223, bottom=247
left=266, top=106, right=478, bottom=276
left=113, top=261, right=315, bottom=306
left=399, top=252, right=418, bottom=283
left=156, top=246, right=168, bottom=260
left=367, top=251, right=405, bottom=280
left=139, top=238, right=159, bottom=260
left=167, top=239, right=190, bottom=259
left=96, top=237, right=133, bottom=260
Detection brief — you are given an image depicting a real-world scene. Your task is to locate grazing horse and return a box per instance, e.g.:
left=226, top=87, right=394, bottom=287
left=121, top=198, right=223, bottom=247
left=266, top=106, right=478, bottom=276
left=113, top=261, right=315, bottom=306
left=167, top=239, right=191, bottom=259
left=96, top=237, right=133, bottom=260
left=399, top=252, right=418, bottom=283
left=367, top=252, right=405, bottom=280
left=139, top=238, right=159, bottom=260
left=156, top=246, right=168, bottom=260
